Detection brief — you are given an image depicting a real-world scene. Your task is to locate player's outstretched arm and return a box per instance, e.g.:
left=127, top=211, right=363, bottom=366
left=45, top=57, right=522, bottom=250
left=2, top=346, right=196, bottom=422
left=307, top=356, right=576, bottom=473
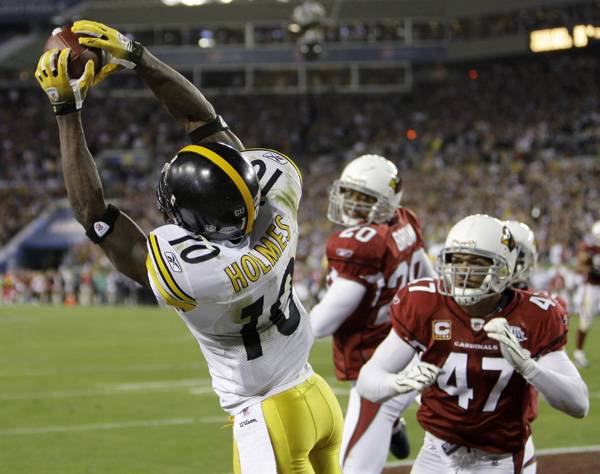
left=35, top=48, right=149, bottom=288
left=72, top=20, right=243, bottom=149
left=56, top=114, right=150, bottom=288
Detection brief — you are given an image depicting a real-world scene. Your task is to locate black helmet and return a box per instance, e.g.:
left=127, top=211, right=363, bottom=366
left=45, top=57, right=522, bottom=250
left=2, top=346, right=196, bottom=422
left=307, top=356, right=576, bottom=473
left=157, top=142, right=261, bottom=241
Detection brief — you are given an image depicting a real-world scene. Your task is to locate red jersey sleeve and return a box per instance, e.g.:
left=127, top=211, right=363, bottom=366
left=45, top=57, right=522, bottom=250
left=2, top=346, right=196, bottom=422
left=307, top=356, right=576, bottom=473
left=390, top=278, right=439, bottom=352
left=522, top=293, right=569, bottom=358
left=326, top=226, right=386, bottom=285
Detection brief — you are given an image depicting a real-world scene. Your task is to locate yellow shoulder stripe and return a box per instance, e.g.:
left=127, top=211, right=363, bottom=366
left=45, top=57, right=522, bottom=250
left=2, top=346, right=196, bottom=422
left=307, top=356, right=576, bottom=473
left=180, top=144, right=255, bottom=235
left=148, top=233, right=196, bottom=306
left=146, top=255, right=195, bottom=312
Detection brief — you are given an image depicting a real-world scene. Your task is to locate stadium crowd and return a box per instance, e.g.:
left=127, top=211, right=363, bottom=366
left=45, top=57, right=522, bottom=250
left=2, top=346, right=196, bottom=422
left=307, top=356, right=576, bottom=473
left=1, top=50, right=599, bottom=305
left=116, top=1, right=600, bottom=46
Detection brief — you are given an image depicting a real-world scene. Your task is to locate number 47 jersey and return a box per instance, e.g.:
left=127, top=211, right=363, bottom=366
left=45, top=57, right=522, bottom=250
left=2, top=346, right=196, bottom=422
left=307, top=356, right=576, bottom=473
left=391, top=279, right=569, bottom=454
left=146, top=148, right=313, bottom=415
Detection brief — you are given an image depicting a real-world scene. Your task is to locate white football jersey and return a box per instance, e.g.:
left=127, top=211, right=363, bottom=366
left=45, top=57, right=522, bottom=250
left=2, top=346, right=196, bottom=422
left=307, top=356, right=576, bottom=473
left=146, top=148, right=314, bottom=414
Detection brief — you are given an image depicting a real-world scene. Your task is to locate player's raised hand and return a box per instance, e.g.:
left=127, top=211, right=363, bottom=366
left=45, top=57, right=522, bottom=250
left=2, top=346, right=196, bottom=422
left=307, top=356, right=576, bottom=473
left=484, top=317, right=536, bottom=377
left=35, top=48, right=95, bottom=115
left=72, top=20, right=143, bottom=85
left=389, top=361, right=440, bottom=394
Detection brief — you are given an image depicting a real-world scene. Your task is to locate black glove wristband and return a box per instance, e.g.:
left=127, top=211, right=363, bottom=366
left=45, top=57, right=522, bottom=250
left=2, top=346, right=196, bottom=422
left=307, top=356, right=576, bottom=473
left=131, top=41, right=144, bottom=65
left=189, top=115, right=229, bottom=143
left=86, top=204, right=121, bottom=244
left=53, top=102, right=79, bottom=116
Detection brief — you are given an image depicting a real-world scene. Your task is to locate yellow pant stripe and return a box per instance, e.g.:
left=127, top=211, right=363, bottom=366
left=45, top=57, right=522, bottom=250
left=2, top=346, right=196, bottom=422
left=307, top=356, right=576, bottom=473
left=180, top=144, right=255, bottom=235
left=148, top=233, right=196, bottom=305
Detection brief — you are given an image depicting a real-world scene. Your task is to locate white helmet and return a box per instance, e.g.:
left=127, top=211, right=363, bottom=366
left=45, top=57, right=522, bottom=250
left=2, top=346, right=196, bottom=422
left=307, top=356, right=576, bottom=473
left=504, top=220, right=537, bottom=288
left=591, top=221, right=600, bottom=245
left=328, top=154, right=402, bottom=226
left=436, top=214, right=517, bottom=306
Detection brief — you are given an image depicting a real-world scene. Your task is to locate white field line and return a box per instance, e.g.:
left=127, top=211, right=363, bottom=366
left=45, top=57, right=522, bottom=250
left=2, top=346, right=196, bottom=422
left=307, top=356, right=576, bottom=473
left=0, top=378, right=212, bottom=400
left=384, top=444, right=600, bottom=468
left=0, top=416, right=226, bottom=436
left=0, top=362, right=203, bottom=378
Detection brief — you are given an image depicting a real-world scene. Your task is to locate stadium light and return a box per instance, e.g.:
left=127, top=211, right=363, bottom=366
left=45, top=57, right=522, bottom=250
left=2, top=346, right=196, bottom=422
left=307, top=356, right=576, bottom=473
left=530, top=24, right=600, bottom=52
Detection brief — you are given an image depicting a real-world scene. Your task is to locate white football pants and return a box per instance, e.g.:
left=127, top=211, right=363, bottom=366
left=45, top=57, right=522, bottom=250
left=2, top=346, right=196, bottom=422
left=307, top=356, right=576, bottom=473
left=411, top=431, right=536, bottom=474
left=578, top=283, right=600, bottom=331
left=340, top=382, right=416, bottom=474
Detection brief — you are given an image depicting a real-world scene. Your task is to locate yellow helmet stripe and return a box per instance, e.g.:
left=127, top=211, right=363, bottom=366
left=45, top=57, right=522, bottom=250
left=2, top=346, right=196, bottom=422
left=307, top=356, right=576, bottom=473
left=148, top=233, right=196, bottom=305
left=180, top=144, right=255, bottom=235
left=145, top=255, right=195, bottom=312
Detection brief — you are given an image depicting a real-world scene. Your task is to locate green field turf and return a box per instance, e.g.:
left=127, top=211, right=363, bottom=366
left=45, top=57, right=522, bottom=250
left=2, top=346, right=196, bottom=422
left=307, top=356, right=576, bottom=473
left=0, top=305, right=598, bottom=474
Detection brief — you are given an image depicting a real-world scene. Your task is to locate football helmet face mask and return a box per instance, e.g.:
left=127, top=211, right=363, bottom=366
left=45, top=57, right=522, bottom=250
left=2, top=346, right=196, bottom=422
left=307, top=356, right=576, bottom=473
left=504, top=220, right=537, bottom=288
left=328, top=154, right=402, bottom=226
left=157, top=142, right=261, bottom=241
left=436, top=214, right=517, bottom=306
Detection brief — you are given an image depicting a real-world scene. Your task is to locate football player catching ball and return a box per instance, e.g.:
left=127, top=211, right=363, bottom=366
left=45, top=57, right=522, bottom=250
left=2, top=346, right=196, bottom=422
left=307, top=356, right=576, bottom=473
left=35, top=20, right=344, bottom=474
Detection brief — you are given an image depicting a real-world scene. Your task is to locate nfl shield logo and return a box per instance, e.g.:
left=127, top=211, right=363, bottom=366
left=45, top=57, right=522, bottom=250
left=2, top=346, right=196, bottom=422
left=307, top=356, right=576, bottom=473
left=471, top=318, right=485, bottom=331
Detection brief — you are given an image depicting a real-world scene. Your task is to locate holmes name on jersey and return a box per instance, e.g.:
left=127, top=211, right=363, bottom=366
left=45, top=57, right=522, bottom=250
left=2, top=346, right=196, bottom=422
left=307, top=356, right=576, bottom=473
left=224, top=214, right=291, bottom=293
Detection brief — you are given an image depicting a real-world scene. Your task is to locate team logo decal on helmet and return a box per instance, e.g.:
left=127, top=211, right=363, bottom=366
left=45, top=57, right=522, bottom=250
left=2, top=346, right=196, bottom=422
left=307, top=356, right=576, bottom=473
left=501, top=225, right=516, bottom=252
left=157, top=142, right=261, bottom=241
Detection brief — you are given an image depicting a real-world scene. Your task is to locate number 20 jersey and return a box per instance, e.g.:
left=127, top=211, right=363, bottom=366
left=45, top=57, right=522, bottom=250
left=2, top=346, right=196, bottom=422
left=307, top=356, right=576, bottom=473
left=391, top=280, right=568, bottom=453
left=146, top=148, right=313, bottom=415
left=326, top=208, right=426, bottom=380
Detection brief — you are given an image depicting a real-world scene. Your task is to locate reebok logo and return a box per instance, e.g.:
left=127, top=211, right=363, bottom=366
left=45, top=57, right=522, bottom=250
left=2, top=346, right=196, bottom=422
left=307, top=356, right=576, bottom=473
left=262, top=152, right=287, bottom=164
left=239, top=418, right=258, bottom=428
left=336, top=248, right=353, bottom=258
left=165, top=252, right=182, bottom=273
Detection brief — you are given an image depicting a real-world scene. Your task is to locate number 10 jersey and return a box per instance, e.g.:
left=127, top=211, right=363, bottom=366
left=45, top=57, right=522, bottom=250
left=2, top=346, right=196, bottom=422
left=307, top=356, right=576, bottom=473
left=146, top=148, right=313, bottom=415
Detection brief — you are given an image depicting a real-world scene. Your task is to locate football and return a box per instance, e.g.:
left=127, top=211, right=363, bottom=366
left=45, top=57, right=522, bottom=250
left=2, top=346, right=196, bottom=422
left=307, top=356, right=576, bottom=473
left=44, top=26, right=103, bottom=78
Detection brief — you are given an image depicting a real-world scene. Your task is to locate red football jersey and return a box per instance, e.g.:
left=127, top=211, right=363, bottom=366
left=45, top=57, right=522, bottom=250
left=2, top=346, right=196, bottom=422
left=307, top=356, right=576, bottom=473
left=326, top=208, right=426, bottom=380
left=391, top=279, right=568, bottom=454
left=579, top=242, right=600, bottom=285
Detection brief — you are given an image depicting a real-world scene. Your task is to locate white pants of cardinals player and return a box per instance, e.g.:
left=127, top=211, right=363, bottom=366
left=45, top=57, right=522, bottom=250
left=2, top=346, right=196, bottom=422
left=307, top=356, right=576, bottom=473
left=340, top=382, right=415, bottom=474
left=411, top=432, right=536, bottom=474
left=578, top=283, right=600, bottom=331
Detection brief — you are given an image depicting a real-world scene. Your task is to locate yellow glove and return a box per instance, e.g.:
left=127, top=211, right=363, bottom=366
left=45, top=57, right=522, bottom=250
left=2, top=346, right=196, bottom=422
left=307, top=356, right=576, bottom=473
left=35, top=48, right=95, bottom=115
left=72, top=20, right=144, bottom=85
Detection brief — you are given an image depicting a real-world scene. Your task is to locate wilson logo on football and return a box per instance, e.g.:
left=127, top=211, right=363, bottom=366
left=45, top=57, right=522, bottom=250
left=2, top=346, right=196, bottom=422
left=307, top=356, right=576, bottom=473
left=432, top=320, right=452, bottom=340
